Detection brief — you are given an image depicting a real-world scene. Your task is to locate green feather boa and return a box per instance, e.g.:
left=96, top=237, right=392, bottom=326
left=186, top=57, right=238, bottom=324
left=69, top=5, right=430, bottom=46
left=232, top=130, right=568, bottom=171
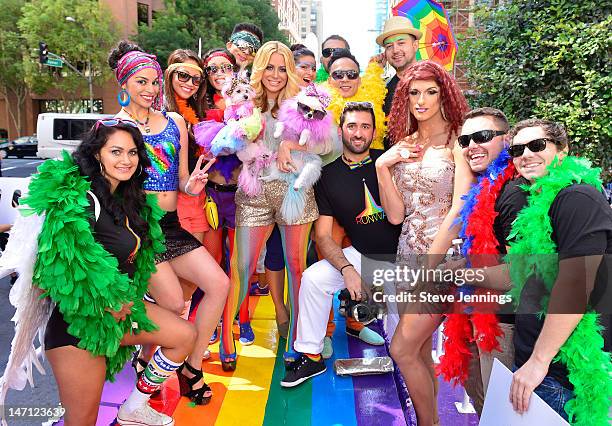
left=24, top=152, right=165, bottom=381
left=315, top=66, right=329, bottom=83
left=506, top=156, right=612, bottom=425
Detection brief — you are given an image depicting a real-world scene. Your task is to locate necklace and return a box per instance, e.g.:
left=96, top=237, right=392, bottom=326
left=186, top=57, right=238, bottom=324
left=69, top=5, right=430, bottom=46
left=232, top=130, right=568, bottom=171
left=411, top=129, right=448, bottom=146
left=122, top=107, right=151, bottom=133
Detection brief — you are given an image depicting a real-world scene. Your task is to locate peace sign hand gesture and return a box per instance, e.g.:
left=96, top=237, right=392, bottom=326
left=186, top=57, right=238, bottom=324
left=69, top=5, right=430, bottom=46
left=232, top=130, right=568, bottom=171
left=185, top=155, right=216, bottom=196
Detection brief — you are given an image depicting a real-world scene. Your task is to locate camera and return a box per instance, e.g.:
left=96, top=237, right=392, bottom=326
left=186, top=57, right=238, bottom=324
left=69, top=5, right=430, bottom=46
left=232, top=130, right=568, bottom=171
left=338, top=285, right=385, bottom=325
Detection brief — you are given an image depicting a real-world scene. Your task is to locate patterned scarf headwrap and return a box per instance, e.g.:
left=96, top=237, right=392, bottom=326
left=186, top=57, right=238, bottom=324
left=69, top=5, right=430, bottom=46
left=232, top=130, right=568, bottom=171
left=114, top=51, right=164, bottom=110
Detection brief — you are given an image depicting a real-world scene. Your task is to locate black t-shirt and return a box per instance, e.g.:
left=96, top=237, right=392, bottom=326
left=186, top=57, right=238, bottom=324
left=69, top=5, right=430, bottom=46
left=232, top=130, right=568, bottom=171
left=87, top=193, right=139, bottom=278
left=314, top=149, right=401, bottom=257
left=383, top=75, right=399, bottom=116
left=513, top=184, right=612, bottom=389
left=493, top=177, right=529, bottom=323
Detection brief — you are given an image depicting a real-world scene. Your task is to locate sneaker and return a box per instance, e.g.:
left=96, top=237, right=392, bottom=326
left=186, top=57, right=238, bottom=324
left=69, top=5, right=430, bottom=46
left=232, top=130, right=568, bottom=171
left=346, top=326, right=384, bottom=346
left=250, top=282, right=270, bottom=296
left=239, top=321, right=255, bottom=345
left=280, top=354, right=326, bottom=388
left=117, top=402, right=174, bottom=426
left=321, top=336, right=333, bottom=359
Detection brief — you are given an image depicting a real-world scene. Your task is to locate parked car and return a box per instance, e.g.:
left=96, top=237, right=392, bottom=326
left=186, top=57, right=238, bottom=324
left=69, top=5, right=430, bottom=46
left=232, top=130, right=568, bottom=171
left=0, top=136, right=38, bottom=158
left=37, top=113, right=110, bottom=159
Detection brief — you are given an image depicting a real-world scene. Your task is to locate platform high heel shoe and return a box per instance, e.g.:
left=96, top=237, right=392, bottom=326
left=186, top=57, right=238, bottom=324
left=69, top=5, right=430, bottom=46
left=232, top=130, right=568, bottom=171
left=177, top=362, right=213, bottom=405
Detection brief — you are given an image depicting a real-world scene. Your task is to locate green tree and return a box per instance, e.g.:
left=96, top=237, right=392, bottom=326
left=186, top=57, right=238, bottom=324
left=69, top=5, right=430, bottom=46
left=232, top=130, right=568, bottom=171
left=18, top=0, right=119, bottom=112
left=0, top=0, right=28, bottom=137
left=137, top=0, right=288, bottom=69
left=461, top=0, right=611, bottom=179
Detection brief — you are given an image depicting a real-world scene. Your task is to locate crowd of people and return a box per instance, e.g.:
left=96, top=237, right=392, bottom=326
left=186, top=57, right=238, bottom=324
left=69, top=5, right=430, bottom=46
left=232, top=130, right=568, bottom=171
left=2, top=15, right=610, bottom=426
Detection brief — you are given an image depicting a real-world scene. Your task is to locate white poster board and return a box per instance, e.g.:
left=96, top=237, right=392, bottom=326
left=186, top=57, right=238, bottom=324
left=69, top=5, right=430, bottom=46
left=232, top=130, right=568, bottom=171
left=479, top=359, right=570, bottom=426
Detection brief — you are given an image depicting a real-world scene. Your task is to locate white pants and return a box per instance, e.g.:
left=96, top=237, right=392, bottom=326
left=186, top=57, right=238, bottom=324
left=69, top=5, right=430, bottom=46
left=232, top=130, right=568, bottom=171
left=294, top=246, right=362, bottom=354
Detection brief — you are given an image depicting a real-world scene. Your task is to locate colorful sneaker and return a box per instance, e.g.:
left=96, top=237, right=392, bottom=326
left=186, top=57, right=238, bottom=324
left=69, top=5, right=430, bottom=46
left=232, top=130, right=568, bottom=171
left=117, top=402, right=174, bottom=426
left=280, top=354, right=326, bottom=388
left=321, top=336, right=333, bottom=359
left=283, top=349, right=300, bottom=366
left=249, top=282, right=270, bottom=296
left=239, top=321, right=255, bottom=345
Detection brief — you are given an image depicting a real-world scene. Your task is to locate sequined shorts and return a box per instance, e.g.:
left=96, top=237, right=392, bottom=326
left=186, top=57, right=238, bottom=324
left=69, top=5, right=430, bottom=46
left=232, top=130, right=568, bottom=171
left=235, top=179, right=319, bottom=227
left=156, top=210, right=202, bottom=264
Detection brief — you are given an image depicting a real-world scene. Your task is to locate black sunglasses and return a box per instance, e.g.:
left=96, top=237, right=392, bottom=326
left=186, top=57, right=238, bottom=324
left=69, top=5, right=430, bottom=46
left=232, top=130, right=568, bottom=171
left=322, top=47, right=344, bottom=58
left=205, top=64, right=234, bottom=75
left=458, top=130, right=506, bottom=149
left=297, top=102, right=327, bottom=120
left=507, top=138, right=555, bottom=158
left=331, top=69, right=359, bottom=81
left=175, top=70, right=203, bottom=86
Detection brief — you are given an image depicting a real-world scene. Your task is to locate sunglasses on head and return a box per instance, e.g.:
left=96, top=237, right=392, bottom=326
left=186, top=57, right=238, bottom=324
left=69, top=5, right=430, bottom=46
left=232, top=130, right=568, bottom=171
left=507, top=138, right=555, bottom=158
left=457, top=130, right=506, bottom=149
left=297, top=62, right=317, bottom=72
left=331, top=69, right=359, bottom=81
left=322, top=47, right=343, bottom=58
left=94, top=118, right=138, bottom=132
left=175, top=70, right=203, bottom=86
left=297, top=102, right=327, bottom=120
left=205, top=64, right=234, bottom=75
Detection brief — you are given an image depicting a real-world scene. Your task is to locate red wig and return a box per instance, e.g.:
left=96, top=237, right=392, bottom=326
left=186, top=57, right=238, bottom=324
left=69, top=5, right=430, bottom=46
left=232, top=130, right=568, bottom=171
left=387, top=60, right=468, bottom=146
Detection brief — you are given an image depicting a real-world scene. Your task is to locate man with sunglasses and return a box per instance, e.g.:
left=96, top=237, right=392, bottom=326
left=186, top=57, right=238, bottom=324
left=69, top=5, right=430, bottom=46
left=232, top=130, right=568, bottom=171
left=316, top=35, right=351, bottom=83
left=376, top=16, right=422, bottom=117
left=504, top=119, right=612, bottom=421
left=226, top=23, right=263, bottom=71
left=450, top=107, right=527, bottom=416
left=280, top=102, right=401, bottom=388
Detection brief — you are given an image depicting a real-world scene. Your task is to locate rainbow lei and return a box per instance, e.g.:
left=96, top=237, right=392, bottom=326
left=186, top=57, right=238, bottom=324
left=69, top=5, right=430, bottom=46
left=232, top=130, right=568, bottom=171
left=506, top=156, right=612, bottom=425
left=437, top=150, right=515, bottom=385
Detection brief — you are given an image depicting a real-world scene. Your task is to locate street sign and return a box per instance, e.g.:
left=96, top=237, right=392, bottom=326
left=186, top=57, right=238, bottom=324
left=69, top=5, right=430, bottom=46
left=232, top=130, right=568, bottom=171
left=45, top=58, right=63, bottom=68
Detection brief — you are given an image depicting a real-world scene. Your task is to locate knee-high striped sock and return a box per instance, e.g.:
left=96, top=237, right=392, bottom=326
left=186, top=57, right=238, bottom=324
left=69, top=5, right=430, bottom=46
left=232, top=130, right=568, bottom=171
left=123, top=348, right=182, bottom=411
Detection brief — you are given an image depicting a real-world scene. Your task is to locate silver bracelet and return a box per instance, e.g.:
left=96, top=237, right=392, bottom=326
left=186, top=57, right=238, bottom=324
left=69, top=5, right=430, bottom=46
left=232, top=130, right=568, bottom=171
left=184, top=182, right=198, bottom=197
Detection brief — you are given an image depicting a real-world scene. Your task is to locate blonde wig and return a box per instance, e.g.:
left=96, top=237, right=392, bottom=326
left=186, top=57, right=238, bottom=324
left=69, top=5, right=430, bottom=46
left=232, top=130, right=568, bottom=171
left=250, top=41, right=300, bottom=117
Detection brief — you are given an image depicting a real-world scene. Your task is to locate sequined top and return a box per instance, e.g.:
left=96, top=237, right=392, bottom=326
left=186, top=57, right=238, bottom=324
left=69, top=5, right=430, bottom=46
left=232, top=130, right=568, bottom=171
left=143, top=113, right=181, bottom=191
left=392, top=147, right=455, bottom=261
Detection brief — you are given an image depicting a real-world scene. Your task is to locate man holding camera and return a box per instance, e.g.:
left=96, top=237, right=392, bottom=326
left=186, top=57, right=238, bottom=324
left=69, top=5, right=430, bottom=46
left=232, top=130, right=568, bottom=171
left=280, top=102, right=401, bottom=387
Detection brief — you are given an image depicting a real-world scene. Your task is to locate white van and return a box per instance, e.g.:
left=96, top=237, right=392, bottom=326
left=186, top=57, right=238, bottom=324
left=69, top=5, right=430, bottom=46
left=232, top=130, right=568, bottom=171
left=36, top=113, right=112, bottom=159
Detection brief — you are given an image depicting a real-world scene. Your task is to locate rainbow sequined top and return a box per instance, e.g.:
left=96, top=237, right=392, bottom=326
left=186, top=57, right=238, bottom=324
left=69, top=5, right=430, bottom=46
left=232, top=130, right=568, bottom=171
left=143, top=113, right=181, bottom=191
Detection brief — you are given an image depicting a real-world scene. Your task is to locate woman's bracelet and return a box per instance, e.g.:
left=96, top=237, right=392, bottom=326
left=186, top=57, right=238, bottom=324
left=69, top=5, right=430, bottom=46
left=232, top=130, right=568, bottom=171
left=339, top=264, right=354, bottom=276
left=184, top=182, right=198, bottom=197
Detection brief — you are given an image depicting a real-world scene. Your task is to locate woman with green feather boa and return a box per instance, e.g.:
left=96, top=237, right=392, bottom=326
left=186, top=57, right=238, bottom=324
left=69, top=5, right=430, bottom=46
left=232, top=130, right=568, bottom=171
left=31, top=121, right=195, bottom=425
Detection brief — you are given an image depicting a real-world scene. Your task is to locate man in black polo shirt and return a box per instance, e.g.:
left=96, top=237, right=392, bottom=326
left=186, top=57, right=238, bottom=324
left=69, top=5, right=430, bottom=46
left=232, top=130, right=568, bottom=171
left=280, top=102, right=401, bottom=387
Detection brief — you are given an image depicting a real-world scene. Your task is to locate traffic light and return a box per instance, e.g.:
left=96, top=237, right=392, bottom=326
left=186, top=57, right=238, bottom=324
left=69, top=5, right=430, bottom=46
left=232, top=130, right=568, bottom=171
left=38, top=42, right=48, bottom=64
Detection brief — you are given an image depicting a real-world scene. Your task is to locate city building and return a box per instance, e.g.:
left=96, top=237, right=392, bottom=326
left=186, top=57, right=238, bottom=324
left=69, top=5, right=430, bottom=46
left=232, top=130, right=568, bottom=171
left=298, top=0, right=323, bottom=56
left=0, top=0, right=164, bottom=140
left=271, top=0, right=301, bottom=45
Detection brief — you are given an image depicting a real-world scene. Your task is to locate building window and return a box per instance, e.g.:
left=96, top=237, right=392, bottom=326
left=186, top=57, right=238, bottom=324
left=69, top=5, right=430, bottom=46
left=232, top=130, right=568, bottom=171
left=137, top=3, right=149, bottom=27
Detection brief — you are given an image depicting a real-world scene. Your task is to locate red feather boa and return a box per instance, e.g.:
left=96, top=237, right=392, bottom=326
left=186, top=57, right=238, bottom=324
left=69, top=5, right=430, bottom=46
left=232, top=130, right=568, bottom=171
left=437, top=160, right=515, bottom=386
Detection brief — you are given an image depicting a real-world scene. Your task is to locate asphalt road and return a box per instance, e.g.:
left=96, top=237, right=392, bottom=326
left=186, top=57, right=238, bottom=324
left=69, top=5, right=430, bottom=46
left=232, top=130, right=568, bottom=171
left=0, top=157, right=62, bottom=424
left=1, top=157, right=45, bottom=178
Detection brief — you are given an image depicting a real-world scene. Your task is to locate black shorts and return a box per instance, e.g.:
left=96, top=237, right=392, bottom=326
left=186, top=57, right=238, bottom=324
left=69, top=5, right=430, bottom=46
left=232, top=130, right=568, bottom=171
left=44, top=306, right=79, bottom=350
left=156, top=210, right=202, bottom=264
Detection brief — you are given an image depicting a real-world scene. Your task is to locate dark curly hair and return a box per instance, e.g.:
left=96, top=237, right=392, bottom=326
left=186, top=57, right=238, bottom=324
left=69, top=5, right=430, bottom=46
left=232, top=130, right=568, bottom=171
left=388, top=60, right=468, bottom=146
left=73, top=122, right=152, bottom=246
left=108, top=40, right=144, bottom=71
left=509, top=118, right=569, bottom=149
